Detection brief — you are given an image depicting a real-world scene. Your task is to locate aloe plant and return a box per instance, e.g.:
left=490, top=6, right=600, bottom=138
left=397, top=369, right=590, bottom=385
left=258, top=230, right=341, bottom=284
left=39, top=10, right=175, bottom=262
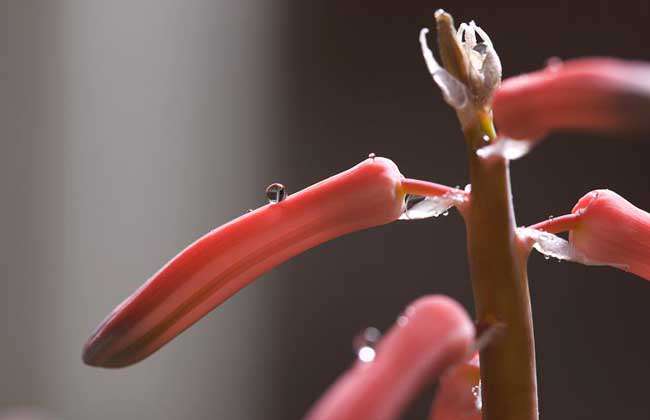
left=84, top=10, right=650, bottom=420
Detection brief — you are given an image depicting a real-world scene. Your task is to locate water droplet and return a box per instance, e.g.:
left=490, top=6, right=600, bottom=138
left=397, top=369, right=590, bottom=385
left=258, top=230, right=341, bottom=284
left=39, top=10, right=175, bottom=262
left=482, top=134, right=491, bottom=143
left=353, top=327, right=381, bottom=363
left=548, top=215, right=555, bottom=220
left=368, top=152, right=376, bottom=160
left=546, top=56, right=563, bottom=72
left=442, top=210, right=449, bottom=216
left=357, top=346, right=375, bottom=363
left=397, top=315, right=409, bottom=327
left=544, top=254, right=551, bottom=260
left=265, top=183, right=287, bottom=204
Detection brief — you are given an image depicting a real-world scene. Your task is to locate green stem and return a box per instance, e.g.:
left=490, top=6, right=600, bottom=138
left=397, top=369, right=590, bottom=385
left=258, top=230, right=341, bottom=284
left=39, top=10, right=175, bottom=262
left=464, top=113, right=538, bottom=420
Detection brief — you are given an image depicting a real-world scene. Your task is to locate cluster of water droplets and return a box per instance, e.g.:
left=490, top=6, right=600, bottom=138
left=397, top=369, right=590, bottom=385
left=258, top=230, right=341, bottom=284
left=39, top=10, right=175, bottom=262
left=352, top=327, right=381, bottom=363
left=516, top=226, right=626, bottom=270
left=399, top=189, right=467, bottom=220
left=471, top=381, right=482, bottom=410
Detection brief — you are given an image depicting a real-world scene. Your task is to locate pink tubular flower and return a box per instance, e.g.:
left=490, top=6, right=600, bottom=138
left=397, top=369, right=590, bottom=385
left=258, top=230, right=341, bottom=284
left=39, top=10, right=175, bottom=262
left=530, top=189, right=650, bottom=281
left=83, top=157, right=467, bottom=368
left=493, top=58, right=650, bottom=140
left=305, top=296, right=475, bottom=420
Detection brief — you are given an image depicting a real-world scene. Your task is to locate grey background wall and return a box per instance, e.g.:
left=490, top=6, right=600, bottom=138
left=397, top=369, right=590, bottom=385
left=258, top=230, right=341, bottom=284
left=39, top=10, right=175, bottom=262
left=4, top=1, right=286, bottom=419
left=3, top=1, right=650, bottom=419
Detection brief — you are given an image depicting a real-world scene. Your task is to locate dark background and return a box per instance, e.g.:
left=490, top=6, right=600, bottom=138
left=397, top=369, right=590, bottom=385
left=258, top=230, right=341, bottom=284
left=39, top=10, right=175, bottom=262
left=276, top=1, right=650, bottom=419
left=3, top=1, right=650, bottom=419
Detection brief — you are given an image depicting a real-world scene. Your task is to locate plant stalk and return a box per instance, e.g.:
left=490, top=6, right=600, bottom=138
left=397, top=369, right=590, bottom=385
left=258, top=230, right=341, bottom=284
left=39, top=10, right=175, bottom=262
left=464, top=113, right=538, bottom=420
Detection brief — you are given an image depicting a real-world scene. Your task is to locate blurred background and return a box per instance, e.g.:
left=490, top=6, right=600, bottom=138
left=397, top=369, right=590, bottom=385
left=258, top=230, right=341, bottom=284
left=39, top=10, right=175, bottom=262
left=3, top=1, right=649, bottom=419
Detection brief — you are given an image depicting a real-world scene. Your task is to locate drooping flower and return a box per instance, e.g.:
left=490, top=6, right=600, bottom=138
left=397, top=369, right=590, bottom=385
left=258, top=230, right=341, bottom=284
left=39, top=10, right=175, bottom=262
left=526, top=189, right=650, bottom=281
left=83, top=157, right=468, bottom=367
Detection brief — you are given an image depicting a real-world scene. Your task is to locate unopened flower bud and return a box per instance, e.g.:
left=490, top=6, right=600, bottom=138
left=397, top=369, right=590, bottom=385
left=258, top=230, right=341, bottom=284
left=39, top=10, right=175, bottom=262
left=570, top=189, right=650, bottom=281
left=434, top=10, right=502, bottom=108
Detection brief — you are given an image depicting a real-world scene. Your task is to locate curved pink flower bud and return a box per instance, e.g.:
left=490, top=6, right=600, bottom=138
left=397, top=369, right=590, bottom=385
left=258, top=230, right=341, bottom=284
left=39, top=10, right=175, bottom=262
left=529, top=189, right=650, bottom=281
left=83, top=157, right=466, bottom=368
left=493, top=58, right=650, bottom=140
left=305, top=296, right=475, bottom=420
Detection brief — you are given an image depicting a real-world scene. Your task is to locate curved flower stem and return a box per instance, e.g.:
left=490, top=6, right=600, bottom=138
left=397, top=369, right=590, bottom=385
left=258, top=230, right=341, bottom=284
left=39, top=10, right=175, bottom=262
left=464, top=111, right=538, bottom=420
left=529, top=213, right=581, bottom=234
left=401, top=178, right=465, bottom=198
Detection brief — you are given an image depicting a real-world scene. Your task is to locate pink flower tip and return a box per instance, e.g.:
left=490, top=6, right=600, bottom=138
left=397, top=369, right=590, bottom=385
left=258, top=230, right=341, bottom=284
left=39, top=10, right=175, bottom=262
left=570, top=189, right=650, bottom=281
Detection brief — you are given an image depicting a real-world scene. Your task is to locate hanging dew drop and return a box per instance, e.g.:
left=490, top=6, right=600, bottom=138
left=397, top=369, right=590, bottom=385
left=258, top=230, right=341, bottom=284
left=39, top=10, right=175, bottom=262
left=357, top=346, right=375, bottom=363
left=352, top=327, right=381, bottom=363
left=265, top=183, right=287, bottom=204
